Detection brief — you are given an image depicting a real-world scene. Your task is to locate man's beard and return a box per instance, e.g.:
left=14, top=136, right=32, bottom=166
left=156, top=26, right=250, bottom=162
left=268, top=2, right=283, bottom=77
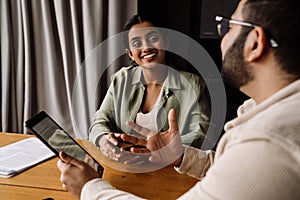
left=222, top=32, right=254, bottom=89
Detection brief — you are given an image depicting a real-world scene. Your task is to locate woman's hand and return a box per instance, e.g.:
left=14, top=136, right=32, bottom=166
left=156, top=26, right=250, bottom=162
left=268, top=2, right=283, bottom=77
left=98, top=133, right=124, bottom=161
left=99, top=133, right=149, bottom=165
left=57, top=152, right=99, bottom=197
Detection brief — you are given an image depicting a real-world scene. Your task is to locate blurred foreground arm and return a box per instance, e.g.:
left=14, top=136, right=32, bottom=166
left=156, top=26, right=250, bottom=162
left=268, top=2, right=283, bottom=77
left=57, top=152, right=144, bottom=199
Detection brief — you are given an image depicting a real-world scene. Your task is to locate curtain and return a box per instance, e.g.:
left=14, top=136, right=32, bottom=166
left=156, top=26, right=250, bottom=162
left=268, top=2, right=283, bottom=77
left=1, top=0, right=137, bottom=138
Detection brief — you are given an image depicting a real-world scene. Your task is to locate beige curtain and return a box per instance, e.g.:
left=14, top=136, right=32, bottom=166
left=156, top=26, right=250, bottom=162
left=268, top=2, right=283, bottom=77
left=1, top=0, right=137, bottom=138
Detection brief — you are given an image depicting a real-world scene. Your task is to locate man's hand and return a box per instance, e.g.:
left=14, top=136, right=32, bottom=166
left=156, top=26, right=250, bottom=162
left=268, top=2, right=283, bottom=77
left=122, top=109, right=184, bottom=166
left=57, top=152, right=99, bottom=197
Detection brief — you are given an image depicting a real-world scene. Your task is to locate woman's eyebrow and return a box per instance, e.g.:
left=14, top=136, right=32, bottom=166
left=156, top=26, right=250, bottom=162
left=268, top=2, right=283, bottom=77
left=129, top=30, right=160, bottom=42
left=146, top=30, right=160, bottom=37
left=129, top=36, right=141, bottom=42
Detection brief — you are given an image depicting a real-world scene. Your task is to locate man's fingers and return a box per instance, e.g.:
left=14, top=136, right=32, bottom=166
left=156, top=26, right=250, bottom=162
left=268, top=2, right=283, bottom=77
left=59, top=151, right=72, bottom=163
left=59, top=152, right=83, bottom=168
left=121, top=133, right=147, bottom=146
left=123, top=155, right=149, bottom=165
left=126, top=121, right=152, bottom=137
left=168, top=108, right=179, bottom=133
left=149, top=155, right=161, bottom=163
left=130, top=147, right=150, bottom=154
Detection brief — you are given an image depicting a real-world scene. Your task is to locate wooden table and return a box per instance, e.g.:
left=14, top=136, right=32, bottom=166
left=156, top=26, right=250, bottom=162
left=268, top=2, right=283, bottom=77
left=0, top=132, right=198, bottom=199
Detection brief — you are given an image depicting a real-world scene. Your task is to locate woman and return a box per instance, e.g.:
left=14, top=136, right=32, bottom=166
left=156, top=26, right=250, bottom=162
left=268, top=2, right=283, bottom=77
left=89, top=14, right=210, bottom=163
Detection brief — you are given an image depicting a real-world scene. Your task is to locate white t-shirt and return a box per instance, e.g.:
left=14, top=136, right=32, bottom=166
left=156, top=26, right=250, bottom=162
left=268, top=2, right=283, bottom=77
left=135, top=87, right=164, bottom=131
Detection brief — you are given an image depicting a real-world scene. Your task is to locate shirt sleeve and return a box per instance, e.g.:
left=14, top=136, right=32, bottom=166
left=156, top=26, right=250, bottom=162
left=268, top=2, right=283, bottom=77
left=89, top=82, right=118, bottom=145
left=177, top=71, right=211, bottom=149
left=177, top=139, right=300, bottom=200
left=81, top=179, right=145, bottom=200
left=174, top=146, right=215, bottom=180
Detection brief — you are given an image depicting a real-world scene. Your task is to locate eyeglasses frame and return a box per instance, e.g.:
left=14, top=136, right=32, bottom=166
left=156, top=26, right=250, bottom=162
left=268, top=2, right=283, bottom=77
left=215, top=15, right=279, bottom=48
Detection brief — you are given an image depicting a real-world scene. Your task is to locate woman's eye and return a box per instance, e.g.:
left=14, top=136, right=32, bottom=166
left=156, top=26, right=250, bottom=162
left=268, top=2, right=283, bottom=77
left=148, top=35, right=160, bottom=43
left=131, top=41, right=141, bottom=49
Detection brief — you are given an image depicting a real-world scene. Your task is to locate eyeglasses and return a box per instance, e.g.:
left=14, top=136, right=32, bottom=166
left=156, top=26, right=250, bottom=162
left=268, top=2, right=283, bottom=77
left=215, top=16, right=279, bottom=48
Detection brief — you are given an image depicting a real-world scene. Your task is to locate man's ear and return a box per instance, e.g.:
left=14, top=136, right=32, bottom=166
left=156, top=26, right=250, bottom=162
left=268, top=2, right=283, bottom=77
left=126, top=49, right=134, bottom=60
left=244, top=27, right=268, bottom=62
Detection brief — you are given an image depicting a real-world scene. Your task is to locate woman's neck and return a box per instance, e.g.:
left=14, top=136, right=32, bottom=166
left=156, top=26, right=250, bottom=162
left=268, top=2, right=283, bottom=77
left=141, top=64, right=168, bottom=85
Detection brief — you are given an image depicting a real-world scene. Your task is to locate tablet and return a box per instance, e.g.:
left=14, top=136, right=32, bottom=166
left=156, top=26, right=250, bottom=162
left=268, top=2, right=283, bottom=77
left=25, top=111, right=104, bottom=177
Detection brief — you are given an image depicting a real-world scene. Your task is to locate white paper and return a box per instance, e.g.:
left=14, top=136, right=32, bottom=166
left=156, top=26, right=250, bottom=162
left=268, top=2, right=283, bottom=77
left=0, top=137, right=55, bottom=178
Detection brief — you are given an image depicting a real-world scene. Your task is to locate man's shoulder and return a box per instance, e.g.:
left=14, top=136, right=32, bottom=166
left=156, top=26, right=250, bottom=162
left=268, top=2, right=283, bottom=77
left=227, top=92, right=300, bottom=151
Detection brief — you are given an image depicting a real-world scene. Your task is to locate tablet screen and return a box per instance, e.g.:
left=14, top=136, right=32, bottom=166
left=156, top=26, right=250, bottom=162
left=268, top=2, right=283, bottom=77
left=25, top=111, right=104, bottom=177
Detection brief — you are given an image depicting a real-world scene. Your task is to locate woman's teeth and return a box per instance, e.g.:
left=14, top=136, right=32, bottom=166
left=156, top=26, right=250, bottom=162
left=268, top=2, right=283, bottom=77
left=143, top=53, right=156, bottom=59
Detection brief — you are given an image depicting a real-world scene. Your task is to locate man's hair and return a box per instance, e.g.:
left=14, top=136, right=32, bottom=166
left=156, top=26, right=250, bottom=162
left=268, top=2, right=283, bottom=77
left=243, top=0, right=300, bottom=77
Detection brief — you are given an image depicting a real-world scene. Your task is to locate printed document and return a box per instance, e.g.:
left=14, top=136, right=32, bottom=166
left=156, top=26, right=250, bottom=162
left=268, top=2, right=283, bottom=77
left=0, top=137, right=55, bottom=178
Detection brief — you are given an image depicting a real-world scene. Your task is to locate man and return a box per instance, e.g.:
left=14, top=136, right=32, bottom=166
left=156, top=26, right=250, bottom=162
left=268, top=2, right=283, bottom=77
left=57, top=0, right=300, bottom=199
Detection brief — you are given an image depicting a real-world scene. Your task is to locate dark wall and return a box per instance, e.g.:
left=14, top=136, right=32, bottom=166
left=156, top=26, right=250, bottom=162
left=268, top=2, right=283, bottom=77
left=138, top=0, right=192, bottom=34
left=198, top=0, right=240, bottom=39
left=138, top=0, right=240, bottom=66
left=138, top=0, right=249, bottom=127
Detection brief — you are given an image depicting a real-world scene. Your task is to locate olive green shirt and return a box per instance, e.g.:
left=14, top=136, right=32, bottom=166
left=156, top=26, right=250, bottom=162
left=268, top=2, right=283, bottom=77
left=89, top=65, right=210, bottom=148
